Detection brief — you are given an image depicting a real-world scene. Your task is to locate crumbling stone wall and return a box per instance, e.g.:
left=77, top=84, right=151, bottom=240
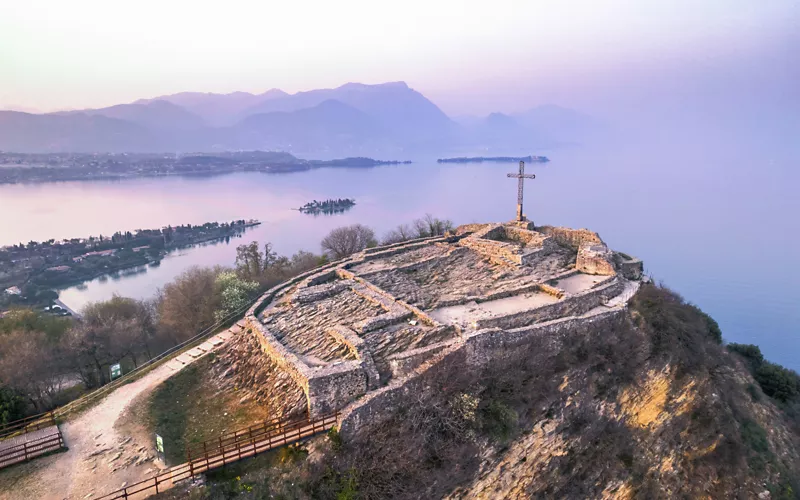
left=458, top=223, right=558, bottom=267
left=475, top=278, right=624, bottom=330
left=576, top=243, right=616, bottom=275
left=537, top=226, right=603, bottom=249
left=617, top=256, right=644, bottom=280
left=306, top=362, right=367, bottom=416
left=338, top=308, right=625, bottom=439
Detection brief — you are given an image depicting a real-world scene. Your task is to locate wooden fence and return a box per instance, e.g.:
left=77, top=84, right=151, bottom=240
left=0, top=411, right=56, bottom=440
left=97, top=412, right=339, bottom=500
left=0, top=427, right=65, bottom=469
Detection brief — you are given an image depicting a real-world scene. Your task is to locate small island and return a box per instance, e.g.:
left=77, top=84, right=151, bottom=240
left=437, top=155, right=549, bottom=164
left=298, top=198, right=356, bottom=215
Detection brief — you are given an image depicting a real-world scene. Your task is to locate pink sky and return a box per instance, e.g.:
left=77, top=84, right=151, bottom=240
left=1, top=0, right=797, bottom=117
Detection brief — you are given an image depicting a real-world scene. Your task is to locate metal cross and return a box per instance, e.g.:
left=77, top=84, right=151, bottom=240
left=507, top=160, right=536, bottom=222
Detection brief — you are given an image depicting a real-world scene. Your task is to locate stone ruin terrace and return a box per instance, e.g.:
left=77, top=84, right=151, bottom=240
left=244, top=221, right=644, bottom=417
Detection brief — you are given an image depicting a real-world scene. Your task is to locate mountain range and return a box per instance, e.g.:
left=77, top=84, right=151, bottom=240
left=0, top=82, right=601, bottom=155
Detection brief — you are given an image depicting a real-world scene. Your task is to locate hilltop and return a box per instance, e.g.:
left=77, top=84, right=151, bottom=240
left=4, top=220, right=796, bottom=499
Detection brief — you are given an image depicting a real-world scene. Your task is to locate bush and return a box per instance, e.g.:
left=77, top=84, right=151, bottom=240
left=727, top=343, right=765, bottom=366
left=755, top=363, right=800, bottom=403
left=0, top=387, right=25, bottom=424
left=480, top=400, right=518, bottom=442
left=631, top=283, right=723, bottom=372
left=728, top=343, right=800, bottom=404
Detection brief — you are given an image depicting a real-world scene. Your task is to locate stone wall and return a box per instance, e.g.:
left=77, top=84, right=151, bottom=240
left=458, top=223, right=558, bottom=267
left=617, top=256, right=644, bottom=280
left=338, top=308, right=625, bottom=439
left=326, top=325, right=381, bottom=390
left=246, top=318, right=312, bottom=392
left=576, top=243, right=616, bottom=275
left=387, top=338, right=456, bottom=379
left=306, top=362, right=366, bottom=416
left=475, top=278, right=624, bottom=330
left=537, top=226, right=603, bottom=249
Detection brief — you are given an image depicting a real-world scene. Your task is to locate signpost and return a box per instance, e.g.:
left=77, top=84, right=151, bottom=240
left=110, top=363, right=122, bottom=380
left=155, top=433, right=165, bottom=464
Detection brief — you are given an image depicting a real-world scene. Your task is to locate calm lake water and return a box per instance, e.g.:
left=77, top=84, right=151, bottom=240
left=1, top=142, right=797, bottom=370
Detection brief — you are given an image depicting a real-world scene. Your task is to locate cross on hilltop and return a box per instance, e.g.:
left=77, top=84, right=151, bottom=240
left=507, top=160, right=535, bottom=222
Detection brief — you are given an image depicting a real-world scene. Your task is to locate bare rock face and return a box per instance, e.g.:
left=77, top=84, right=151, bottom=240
left=576, top=242, right=616, bottom=275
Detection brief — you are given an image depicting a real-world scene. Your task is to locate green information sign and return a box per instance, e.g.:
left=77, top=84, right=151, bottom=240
left=110, top=363, right=122, bottom=380
left=156, top=434, right=164, bottom=453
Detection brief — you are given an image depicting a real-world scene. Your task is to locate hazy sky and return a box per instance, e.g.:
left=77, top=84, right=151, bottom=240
left=1, top=0, right=797, bottom=116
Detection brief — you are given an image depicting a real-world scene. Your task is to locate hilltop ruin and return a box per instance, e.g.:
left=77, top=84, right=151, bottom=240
left=241, top=220, right=644, bottom=428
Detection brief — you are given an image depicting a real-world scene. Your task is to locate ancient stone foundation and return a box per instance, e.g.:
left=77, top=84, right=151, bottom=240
left=243, top=221, right=643, bottom=419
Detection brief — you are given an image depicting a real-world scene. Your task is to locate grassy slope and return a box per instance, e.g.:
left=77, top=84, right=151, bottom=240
left=145, top=354, right=272, bottom=465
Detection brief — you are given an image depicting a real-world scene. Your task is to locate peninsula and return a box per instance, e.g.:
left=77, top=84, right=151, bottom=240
left=0, top=152, right=413, bottom=184
left=0, top=220, right=259, bottom=313
left=437, top=155, right=549, bottom=164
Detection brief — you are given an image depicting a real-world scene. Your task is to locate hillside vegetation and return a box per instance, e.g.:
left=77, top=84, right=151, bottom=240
left=161, top=283, right=800, bottom=499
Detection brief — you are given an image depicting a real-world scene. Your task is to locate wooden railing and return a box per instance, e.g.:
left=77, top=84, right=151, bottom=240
left=96, top=463, right=193, bottom=500
left=97, top=412, right=339, bottom=500
left=0, top=428, right=64, bottom=469
left=0, top=411, right=56, bottom=440
left=187, top=412, right=338, bottom=476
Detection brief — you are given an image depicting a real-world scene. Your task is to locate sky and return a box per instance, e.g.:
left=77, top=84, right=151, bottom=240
left=1, top=0, right=798, bottom=117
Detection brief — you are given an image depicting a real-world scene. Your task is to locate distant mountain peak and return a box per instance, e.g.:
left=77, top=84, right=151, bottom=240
left=337, top=81, right=409, bottom=91
left=259, top=88, right=289, bottom=98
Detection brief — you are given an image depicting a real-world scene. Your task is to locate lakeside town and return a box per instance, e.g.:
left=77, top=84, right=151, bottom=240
left=0, top=220, right=260, bottom=314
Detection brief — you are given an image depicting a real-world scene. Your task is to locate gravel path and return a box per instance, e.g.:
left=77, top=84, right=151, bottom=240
left=0, top=329, right=236, bottom=500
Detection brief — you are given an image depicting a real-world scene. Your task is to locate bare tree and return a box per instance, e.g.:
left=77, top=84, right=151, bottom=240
left=321, top=224, right=377, bottom=259
left=157, top=266, right=222, bottom=344
left=235, top=241, right=263, bottom=280
left=414, top=214, right=453, bottom=238
left=382, top=223, right=414, bottom=245
left=0, top=330, right=69, bottom=411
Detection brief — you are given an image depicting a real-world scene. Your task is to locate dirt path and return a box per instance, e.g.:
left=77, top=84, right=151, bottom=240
left=0, top=329, right=237, bottom=500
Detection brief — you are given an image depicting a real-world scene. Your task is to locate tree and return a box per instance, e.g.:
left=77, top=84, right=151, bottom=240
left=0, top=387, right=25, bottom=425
left=291, top=250, right=327, bottom=272
left=321, top=224, right=377, bottom=259
left=157, top=266, right=222, bottom=345
left=0, top=330, right=68, bottom=411
left=413, top=214, right=453, bottom=238
left=235, top=241, right=263, bottom=281
left=382, top=223, right=415, bottom=245
left=81, top=295, right=156, bottom=364
left=214, top=271, right=260, bottom=322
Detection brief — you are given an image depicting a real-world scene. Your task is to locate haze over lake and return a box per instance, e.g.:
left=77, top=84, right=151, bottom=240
left=1, top=140, right=797, bottom=370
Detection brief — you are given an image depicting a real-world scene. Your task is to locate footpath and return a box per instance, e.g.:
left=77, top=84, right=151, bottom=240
left=0, top=327, right=239, bottom=500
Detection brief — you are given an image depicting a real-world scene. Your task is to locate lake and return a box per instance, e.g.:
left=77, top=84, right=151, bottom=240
left=1, top=142, right=797, bottom=370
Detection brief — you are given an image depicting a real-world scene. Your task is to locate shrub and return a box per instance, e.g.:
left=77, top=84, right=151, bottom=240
left=480, top=400, right=518, bottom=442
left=727, top=343, right=765, bottom=366
left=631, top=283, right=723, bottom=372
left=0, top=387, right=25, bottom=424
left=755, top=363, right=800, bottom=403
